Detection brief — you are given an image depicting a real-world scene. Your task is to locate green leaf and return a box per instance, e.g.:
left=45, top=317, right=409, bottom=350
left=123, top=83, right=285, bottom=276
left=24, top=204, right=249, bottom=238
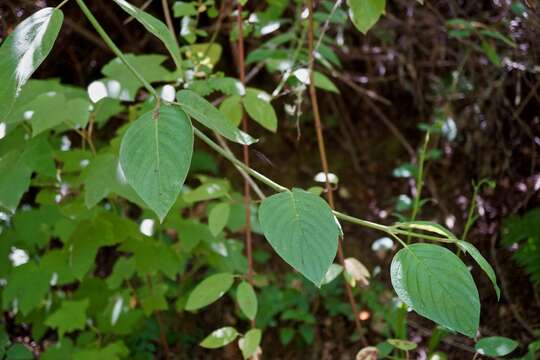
left=457, top=240, right=500, bottom=300
left=106, top=257, right=136, bottom=289
left=314, top=71, right=339, bottom=93
left=239, top=329, right=262, bottom=359
left=185, top=43, right=223, bottom=67
left=219, top=95, right=243, bottom=127
left=120, top=237, right=181, bottom=279
left=0, top=151, right=32, bottom=212
left=5, top=344, right=33, bottom=360
left=111, top=0, right=182, bottom=71
left=40, top=339, right=74, bottom=360
left=176, top=90, right=257, bottom=145
left=65, top=219, right=115, bottom=279
left=347, top=0, right=386, bottom=34
left=481, top=40, right=501, bottom=67
left=237, top=281, right=257, bottom=320
left=0, top=132, right=54, bottom=212
left=28, top=93, right=91, bottom=136
left=45, top=299, right=89, bottom=337
left=243, top=89, right=277, bottom=132
left=321, top=263, right=343, bottom=285
left=200, top=327, right=238, bottom=349
left=101, top=54, right=177, bottom=101
left=182, top=179, right=230, bottom=203
left=258, top=188, right=339, bottom=287
left=84, top=153, right=145, bottom=209
left=209, top=203, right=231, bottom=236
left=72, top=341, right=129, bottom=360
left=390, top=243, right=480, bottom=337
left=2, top=262, right=50, bottom=315
left=479, top=29, right=516, bottom=48
left=475, top=336, right=518, bottom=357
left=0, top=8, right=64, bottom=121
left=185, top=273, right=235, bottom=311
left=279, top=327, right=295, bottom=345
left=119, top=105, right=193, bottom=221
left=396, top=221, right=457, bottom=240
left=387, top=339, right=418, bottom=351
left=138, top=283, right=168, bottom=316
left=173, top=1, right=198, bottom=17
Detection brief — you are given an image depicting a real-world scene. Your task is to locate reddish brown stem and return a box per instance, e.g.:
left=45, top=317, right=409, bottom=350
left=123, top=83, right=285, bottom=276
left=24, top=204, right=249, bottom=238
left=236, top=1, right=254, bottom=285
left=306, top=0, right=367, bottom=346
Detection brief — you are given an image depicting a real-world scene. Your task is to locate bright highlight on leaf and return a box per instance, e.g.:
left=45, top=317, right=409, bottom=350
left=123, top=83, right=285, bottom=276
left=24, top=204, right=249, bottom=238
left=0, top=8, right=64, bottom=121
left=475, top=336, right=518, bottom=357
left=200, top=327, right=238, bottom=349
left=239, top=329, right=262, bottom=359
left=259, top=188, right=339, bottom=287
left=119, top=105, right=193, bottom=221
left=390, top=243, right=480, bottom=338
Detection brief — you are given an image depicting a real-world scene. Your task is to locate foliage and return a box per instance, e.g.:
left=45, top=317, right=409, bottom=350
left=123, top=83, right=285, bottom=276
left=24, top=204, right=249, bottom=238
left=0, top=0, right=533, bottom=358
left=502, top=208, right=540, bottom=286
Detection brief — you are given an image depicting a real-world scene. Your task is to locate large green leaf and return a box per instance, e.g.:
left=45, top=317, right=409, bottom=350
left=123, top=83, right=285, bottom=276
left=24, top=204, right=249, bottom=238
left=457, top=240, right=500, bottom=300
left=0, top=8, right=64, bottom=121
left=176, top=90, right=257, bottom=145
left=347, top=0, right=385, bottom=34
left=390, top=243, right=480, bottom=337
left=111, top=0, right=182, bottom=71
left=258, top=188, right=339, bottom=287
left=185, top=273, right=234, bottom=311
left=119, top=105, right=193, bottom=221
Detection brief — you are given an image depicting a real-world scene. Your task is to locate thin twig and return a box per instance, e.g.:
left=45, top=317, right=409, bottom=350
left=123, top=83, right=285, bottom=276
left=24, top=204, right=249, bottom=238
left=236, top=1, right=254, bottom=286
left=160, top=0, right=177, bottom=44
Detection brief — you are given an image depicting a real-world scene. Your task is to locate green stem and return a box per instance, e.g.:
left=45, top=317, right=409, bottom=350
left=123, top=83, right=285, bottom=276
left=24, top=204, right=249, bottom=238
left=75, top=0, right=158, bottom=98
left=458, top=179, right=492, bottom=254
left=407, top=132, right=430, bottom=243
left=193, top=128, right=288, bottom=193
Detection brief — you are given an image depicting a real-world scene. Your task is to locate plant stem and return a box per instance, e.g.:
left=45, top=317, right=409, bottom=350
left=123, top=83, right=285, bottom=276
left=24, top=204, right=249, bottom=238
left=193, top=128, right=287, bottom=192
left=161, top=0, right=177, bottom=44
left=75, top=0, right=158, bottom=99
left=306, top=0, right=367, bottom=346
left=56, top=0, right=71, bottom=9
left=408, top=132, right=430, bottom=243
left=236, top=1, right=254, bottom=287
